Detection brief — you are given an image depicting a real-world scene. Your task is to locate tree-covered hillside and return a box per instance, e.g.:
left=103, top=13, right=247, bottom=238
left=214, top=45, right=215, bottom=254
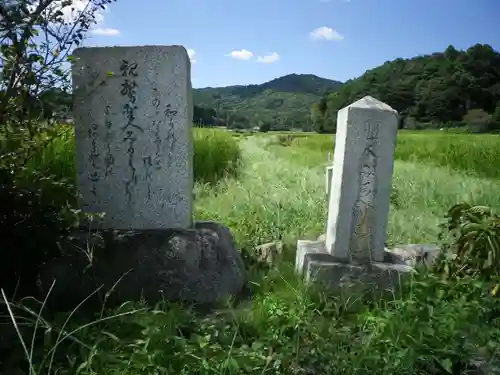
left=19, top=74, right=343, bottom=130
left=194, top=73, right=342, bottom=130
left=311, top=44, right=500, bottom=133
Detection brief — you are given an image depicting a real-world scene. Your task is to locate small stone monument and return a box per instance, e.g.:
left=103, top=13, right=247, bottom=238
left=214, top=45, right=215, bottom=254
left=296, top=96, right=414, bottom=294
left=72, top=45, right=193, bottom=229
left=325, top=96, right=397, bottom=262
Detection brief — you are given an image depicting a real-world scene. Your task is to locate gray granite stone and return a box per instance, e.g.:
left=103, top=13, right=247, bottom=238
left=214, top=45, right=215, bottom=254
left=72, top=45, right=193, bottom=229
left=325, top=96, right=398, bottom=263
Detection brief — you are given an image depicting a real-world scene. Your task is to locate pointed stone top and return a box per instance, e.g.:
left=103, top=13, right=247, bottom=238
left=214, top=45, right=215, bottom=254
left=345, top=96, right=397, bottom=113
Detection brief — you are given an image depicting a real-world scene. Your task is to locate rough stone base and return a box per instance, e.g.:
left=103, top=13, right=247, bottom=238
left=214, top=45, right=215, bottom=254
left=38, top=221, right=247, bottom=311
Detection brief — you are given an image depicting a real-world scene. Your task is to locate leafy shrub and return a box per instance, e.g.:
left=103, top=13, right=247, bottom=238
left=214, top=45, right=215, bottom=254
left=0, top=166, right=75, bottom=298
left=438, top=202, right=500, bottom=280
left=464, top=109, right=493, bottom=133
left=193, top=128, right=241, bottom=182
left=0, top=126, right=78, bottom=299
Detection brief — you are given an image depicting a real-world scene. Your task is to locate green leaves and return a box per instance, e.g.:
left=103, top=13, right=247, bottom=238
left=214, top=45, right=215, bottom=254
left=439, top=202, right=500, bottom=279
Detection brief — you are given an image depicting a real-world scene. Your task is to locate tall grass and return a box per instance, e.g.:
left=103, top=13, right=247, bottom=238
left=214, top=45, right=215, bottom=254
left=193, top=128, right=241, bottom=182
left=6, top=259, right=500, bottom=374
left=23, top=125, right=241, bottom=184
left=395, top=132, right=500, bottom=179
left=289, top=131, right=500, bottom=179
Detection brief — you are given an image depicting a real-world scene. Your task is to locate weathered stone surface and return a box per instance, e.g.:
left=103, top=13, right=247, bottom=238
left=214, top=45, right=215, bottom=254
left=385, top=243, right=442, bottom=268
left=38, top=222, right=246, bottom=310
left=325, top=96, right=398, bottom=263
left=304, top=252, right=414, bottom=294
left=296, top=239, right=326, bottom=274
left=72, top=45, right=193, bottom=230
left=317, top=235, right=442, bottom=268
left=296, top=239, right=414, bottom=294
left=255, top=241, right=283, bottom=264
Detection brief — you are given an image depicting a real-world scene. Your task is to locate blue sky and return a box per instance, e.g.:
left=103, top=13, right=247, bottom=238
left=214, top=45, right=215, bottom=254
left=85, top=0, right=500, bottom=88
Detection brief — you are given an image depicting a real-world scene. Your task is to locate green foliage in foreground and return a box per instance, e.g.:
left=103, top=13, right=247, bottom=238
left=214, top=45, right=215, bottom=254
left=5, top=267, right=500, bottom=374
left=24, top=126, right=241, bottom=185
left=5, top=257, right=500, bottom=374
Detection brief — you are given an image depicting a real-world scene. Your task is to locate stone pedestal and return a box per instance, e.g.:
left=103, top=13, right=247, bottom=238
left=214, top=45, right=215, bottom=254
left=38, top=222, right=247, bottom=311
left=296, top=240, right=414, bottom=296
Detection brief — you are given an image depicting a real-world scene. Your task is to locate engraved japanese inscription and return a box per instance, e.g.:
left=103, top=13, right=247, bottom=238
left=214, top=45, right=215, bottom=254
left=103, top=102, right=115, bottom=177
left=119, top=59, right=142, bottom=205
left=87, top=122, right=100, bottom=196
left=349, top=122, right=380, bottom=262
left=72, top=45, right=193, bottom=230
left=164, top=104, right=178, bottom=166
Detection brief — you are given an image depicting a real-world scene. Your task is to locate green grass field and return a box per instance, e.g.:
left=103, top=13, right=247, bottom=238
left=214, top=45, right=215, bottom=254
left=7, top=129, right=500, bottom=374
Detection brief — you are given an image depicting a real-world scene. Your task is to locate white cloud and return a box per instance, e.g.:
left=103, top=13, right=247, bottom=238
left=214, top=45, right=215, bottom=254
left=27, top=1, right=121, bottom=35
left=256, top=52, right=280, bottom=64
left=27, top=0, right=105, bottom=24
left=90, top=27, right=120, bottom=36
left=187, top=49, right=197, bottom=63
left=226, top=49, right=253, bottom=60
left=309, top=26, right=344, bottom=41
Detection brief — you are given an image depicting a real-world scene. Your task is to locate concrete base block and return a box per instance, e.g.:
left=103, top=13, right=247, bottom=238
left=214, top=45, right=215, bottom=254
left=296, top=239, right=415, bottom=296
left=305, top=252, right=414, bottom=293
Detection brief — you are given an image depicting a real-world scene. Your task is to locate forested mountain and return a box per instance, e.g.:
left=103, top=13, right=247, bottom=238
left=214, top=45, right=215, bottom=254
left=311, top=44, right=500, bottom=133
left=32, top=74, right=342, bottom=130
left=193, top=74, right=342, bottom=130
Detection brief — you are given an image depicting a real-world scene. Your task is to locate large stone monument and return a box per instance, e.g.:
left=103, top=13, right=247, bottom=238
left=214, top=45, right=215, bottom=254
left=296, top=96, right=414, bottom=294
left=38, top=46, right=246, bottom=310
left=72, top=45, right=193, bottom=229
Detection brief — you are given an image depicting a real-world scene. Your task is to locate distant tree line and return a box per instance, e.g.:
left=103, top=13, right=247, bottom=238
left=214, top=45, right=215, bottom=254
left=311, top=44, right=500, bottom=133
